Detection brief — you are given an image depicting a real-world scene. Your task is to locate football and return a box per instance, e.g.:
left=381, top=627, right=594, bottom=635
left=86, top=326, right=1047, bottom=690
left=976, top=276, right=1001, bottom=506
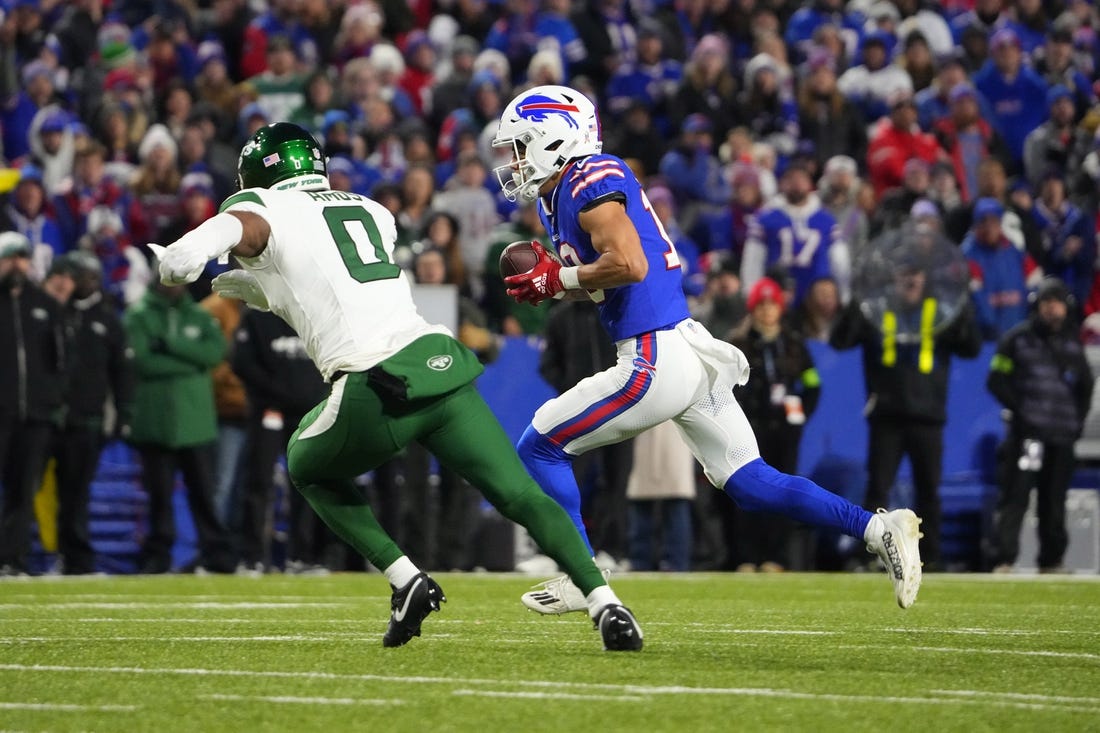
left=498, top=240, right=541, bottom=278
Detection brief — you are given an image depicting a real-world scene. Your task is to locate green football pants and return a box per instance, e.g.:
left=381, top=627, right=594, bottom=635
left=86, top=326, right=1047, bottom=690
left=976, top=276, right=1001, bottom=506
left=286, top=373, right=606, bottom=595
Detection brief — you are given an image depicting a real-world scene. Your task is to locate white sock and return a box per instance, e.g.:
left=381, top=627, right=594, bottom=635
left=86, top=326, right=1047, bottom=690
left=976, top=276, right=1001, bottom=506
left=863, top=514, right=885, bottom=544
left=383, top=556, right=420, bottom=589
left=586, top=585, right=621, bottom=620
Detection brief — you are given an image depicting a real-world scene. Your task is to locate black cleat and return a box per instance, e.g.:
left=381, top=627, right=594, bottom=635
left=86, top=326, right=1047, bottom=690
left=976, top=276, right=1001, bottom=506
left=382, top=573, right=446, bottom=648
left=595, top=604, right=644, bottom=651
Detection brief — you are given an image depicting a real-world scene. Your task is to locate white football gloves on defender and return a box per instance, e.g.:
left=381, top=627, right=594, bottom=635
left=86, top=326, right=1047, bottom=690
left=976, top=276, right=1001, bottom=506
left=147, top=243, right=207, bottom=286
left=148, top=212, right=245, bottom=286
left=210, top=270, right=270, bottom=312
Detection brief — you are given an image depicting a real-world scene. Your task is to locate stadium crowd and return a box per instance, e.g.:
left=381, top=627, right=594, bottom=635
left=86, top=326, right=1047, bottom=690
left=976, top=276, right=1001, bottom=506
left=1, top=0, right=1099, bottom=576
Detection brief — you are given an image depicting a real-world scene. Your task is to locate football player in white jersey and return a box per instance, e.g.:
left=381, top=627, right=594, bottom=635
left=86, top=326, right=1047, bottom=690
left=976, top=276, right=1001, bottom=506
left=150, top=122, right=643, bottom=651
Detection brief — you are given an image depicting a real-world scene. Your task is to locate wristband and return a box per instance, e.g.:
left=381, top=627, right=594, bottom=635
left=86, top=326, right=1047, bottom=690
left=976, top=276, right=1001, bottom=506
left=559, top=266, right=581, bottom=290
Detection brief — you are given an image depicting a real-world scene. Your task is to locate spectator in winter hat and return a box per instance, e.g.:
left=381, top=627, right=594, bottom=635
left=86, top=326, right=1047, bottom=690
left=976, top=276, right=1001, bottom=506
left=949, top=0, right=1011, bottom=49
left=326, top=156, right=357, bottom=194
left=289, top=70, right=339, bottom=137
left=659, top=113, right=732, bottom=209
left=819, top=155, right=868, bottom=278
left=333, top=0, right=384, bottom=71
left=915, top=53, right=970, bottom=129
left=367, top=43, right=416, bottom=119
left=932, top=82, right=1008, bottom=204
left=973, top=27, right=1049, bottom=169
left=962, top=196, right=1037, bottom=340
left=400, top=31, right=437, bottom=116
left=0, top=164, right=65, bottom=281
left=25, top=106, right=75, bottom=195
left=837, top=30, right=914, bottom=123
left=195, top=40, right=236, bottom=120
left=1034, top=27, right=1095, bottom=119
left=238, top=102, right=270, bottom=140
left=526, top=50, right=565, bottom=88
left=784, top=0, right=863, bottom=63
left=1031, top=171, right=1094, bottom=307
left=741, top=54, right=799, bottom=159
left=157, top=171, right=220, bottom=297
left=900, top=31, right=936, bottom=92
left=1022, top=85, right=1088, bottom=189
left=1, top=59, right=59, bottom=161
left=797, top=47, right=867, bottom=171
left=80, top=204, right=147, bottom=307
left=894, top=0, right=955, bottom=59
left=97, top=22, right=136, bottom=71
left=430, top=35, right=480, bottom=129
left=910, top=198, right=943, bottom=233
left=248, top=35, right=307, bottom=123
left=872, top=158, right=935, bottom=237
left=1010, top=0, right=1052, bottom=54
left=673, top=33, right=740, bottom=141
left=130, top=125, right=181, bottom=245
left=866, top=89, right=941, bottom=199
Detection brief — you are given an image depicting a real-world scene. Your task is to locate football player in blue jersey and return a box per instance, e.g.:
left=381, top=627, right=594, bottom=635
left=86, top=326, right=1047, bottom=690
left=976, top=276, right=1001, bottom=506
left=493, top=85, right=924, bottom=614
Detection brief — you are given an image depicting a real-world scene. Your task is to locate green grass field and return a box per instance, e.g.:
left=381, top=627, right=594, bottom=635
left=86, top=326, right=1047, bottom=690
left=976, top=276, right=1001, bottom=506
left=1, top=572, right=1098, bottom=732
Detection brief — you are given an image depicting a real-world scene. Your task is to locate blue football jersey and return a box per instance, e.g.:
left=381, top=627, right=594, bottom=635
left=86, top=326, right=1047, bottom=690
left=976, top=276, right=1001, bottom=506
left=538, top=154, right=690, bottom=342
left=745, top=197, right=837, bottom=302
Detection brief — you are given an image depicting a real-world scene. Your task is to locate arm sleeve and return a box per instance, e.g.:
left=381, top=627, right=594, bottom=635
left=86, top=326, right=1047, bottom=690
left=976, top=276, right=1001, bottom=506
left=219, top=188, right=276, bottom=269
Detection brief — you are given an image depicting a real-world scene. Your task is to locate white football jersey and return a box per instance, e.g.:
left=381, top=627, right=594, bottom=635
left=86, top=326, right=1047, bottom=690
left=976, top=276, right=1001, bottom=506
left=221, top=186, right=450, bottom=380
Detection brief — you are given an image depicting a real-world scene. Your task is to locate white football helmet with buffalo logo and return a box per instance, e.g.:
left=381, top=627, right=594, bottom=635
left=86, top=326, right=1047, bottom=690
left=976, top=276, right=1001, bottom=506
left=492, top=85, right=602, bottom=203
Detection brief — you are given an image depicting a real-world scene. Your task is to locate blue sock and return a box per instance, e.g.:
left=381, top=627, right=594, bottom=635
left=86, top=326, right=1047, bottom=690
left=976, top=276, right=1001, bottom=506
left=723, top=458, right=872, bottom=539
left=516, top=426, right=593, bottom=554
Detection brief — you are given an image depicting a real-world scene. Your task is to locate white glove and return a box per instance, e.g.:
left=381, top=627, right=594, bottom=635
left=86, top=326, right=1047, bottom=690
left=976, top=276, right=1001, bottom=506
left=148, top=243, right=208, bottom=286
left=211, top=270, right=270, bottom=311
left=148, top=212, right=245, bottom=286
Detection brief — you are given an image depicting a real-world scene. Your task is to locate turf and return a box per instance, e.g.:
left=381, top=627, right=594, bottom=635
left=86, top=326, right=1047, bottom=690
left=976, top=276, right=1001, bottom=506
left=1, top=572, right=1098, bottom=732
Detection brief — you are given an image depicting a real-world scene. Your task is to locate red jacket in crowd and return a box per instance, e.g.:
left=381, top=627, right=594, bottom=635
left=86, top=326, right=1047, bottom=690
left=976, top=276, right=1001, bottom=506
left=867, top=118, right=941, bottom=199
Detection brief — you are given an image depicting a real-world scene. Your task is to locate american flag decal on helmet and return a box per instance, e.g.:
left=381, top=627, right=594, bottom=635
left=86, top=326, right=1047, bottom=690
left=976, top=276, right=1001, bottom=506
left=262, top=153, right=282, bottom=167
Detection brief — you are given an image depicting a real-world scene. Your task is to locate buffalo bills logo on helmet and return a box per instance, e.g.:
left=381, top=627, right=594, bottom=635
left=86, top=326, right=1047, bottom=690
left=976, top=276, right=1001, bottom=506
left=516, top=94, right=580, bottom=129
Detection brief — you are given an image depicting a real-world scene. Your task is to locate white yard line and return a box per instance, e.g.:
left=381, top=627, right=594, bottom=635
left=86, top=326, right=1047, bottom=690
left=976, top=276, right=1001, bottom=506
left=910, top=645, right=1100, bottom=661
left=1, top=664, right=1097, bottom=713
left=932, top=689, right=1100, bottom=705
left=452, top=690, right=645, bottom=701
left=0, top=702, right=136, bottom=712
left=0, top=618, right=367, bottom=623
left=0, top=602, right=346, bottom=609
left=201, top=694, right=402, bottom=706
left=5, top=615, right=1097, bottom=637
left=0, top=635, right=382, bottom=643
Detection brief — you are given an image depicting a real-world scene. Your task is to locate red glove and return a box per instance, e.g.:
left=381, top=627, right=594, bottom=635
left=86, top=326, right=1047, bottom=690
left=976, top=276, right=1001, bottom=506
left=504, top=241, right=564, bottom=305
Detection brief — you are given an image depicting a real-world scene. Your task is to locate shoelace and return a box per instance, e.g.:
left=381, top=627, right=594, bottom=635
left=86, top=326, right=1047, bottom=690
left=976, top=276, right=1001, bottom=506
left=528, top=574, right=570, bottom=592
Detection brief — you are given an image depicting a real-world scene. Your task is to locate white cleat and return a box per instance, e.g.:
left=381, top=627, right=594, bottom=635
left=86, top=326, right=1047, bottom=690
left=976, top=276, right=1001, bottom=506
left=521, top=574, right=588, bottom=614
left=520, top=569, right=611, bottom=615
left=866, top=508, right=923, bottom=609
